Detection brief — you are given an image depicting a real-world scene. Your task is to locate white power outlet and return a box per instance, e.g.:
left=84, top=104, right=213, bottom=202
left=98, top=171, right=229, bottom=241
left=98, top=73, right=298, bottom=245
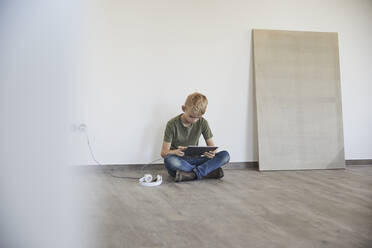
left=71, top=123, right=87, bottom=132
left=78, top=123, right=87, bottom=131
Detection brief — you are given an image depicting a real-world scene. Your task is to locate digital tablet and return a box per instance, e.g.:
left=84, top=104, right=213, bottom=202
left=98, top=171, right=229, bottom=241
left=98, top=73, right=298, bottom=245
left=183, top=146, right=218, bottom=156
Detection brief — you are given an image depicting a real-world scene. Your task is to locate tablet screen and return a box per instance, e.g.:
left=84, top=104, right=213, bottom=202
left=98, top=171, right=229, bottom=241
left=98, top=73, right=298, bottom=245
left=183, top=146, right=218, bottom=156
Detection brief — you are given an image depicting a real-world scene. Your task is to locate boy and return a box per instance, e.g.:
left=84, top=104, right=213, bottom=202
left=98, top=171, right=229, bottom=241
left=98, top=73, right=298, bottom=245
left=161, top=92, right=230, bottom=182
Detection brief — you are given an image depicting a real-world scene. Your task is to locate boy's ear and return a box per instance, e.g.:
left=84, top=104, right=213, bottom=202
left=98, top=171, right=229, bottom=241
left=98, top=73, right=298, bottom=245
left=181, top=105, right=186, bottom=112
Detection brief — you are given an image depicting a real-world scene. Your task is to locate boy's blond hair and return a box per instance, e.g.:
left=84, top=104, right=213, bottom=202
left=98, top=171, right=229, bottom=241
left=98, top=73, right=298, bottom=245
left=184, top=92, right=208, bottom=116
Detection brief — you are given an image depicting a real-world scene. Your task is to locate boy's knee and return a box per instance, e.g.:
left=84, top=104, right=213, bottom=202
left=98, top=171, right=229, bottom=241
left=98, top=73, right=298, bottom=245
left=164, top=154, right=182, bottom=169
left=218, top=150, right=230, bottom=164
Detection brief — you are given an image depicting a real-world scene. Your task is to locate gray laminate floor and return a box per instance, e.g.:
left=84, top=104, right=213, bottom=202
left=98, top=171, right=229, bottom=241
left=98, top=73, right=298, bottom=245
left=78, top=165, right=372, bottom=248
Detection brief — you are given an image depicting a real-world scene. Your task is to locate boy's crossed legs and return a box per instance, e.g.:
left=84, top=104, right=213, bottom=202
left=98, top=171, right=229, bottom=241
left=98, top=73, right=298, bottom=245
left=164, top=151, right=230, bottom=182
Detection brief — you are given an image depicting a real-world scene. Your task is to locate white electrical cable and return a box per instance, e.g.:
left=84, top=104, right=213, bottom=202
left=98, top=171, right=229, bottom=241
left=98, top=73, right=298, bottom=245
left=83, top=129, right=163, bottom=180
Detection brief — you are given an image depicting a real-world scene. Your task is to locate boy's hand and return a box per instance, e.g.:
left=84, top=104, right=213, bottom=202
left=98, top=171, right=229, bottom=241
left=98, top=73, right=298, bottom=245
left=203, top=150, right=216, bottom=159
left=174, top=146, right=187, bottom=157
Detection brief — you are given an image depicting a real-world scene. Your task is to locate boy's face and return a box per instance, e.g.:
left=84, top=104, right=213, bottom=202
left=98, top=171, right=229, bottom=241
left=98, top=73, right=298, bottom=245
left=182, top=105, right=202, bottom=124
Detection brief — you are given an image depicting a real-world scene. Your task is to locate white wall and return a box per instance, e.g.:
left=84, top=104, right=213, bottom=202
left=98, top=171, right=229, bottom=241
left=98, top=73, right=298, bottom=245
left=0, top=1, right=87, bottom=248
left=70, top=0, right=372, bottom=165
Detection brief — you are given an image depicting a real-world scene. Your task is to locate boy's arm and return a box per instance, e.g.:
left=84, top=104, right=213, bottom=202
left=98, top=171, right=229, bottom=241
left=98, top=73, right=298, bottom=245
left=161, top=141, right=171, bottom=158
left=206, top=138, right=215, bottom=147
left=160, top=141, right=186, bottom=158
left=204, top=138, right=216, bottom=158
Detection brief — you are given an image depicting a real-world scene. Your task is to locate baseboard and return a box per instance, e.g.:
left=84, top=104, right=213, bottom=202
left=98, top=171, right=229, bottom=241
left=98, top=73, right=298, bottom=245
left=78, top=161, right=257, bottom=171
left=225, top=161, right=258, bottom=169
left=345, top=159, right=372, bottom=165
left=227, top=160, right=372, bottom=167
left=76, top=160, right=371, bottom=171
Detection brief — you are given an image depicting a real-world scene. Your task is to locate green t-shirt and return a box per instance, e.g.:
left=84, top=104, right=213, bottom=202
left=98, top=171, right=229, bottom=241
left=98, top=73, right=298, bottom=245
left=163, top=114, right=213, bottom=150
